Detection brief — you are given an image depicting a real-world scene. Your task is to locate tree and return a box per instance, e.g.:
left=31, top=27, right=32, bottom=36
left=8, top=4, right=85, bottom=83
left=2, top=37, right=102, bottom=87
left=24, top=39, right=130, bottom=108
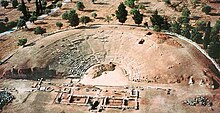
left=197, top=20, right=206, bottom=31
left=38, top=0, right=43, bottom=14
left=181, top=24, right=191, bottom=39
left=29, top=12, right=37, bottom=23
left=104, top=15, right=112, bottom=24
left=17, top=38, right=27, bottom=46
left=4, top=17, right=9, bottom=23
left=202, top=5, right=212, bottom=14
left=182, top=7, right=190, bottom=17
left=177, top=16, right=190, bottom=24
left=153, top=25, right=161, bottom=32
left=115, top=3, right=128, bottom=24
left=76, top=1, right=85, bottom=11
left=210, top=27, right=219, bottom=42
left=213, top=20, right=220, bottom=32
left=7, top=20, right=18, bottom=29
left=191, top=0, right=198, bottom=8
left=35, top=0, right=40, bottom=15
left=124, top=0, right=135, bottom=8
left=62, top=11, right=69, bottom=20
left=170, top=21, right=181, bottom=34
left=0, top=22, right=8, bottom=33
left=45, top=9, right=51, bottom=14
left=17, top=19, right=27, bottom=29
left=18, top=0, right=30, bottom=21
left=150, top=10, right=164, bottom=28
left=34, top=26, right=46, bottom=34
left=207, top=42, right=220, bottom=59
left=56, top=22, right=63, bottom=29
left=12, top=0, right=19, bottom=8
left=163, top=17, right=170, bottom=30
left=203, top=21, right=211, bottom=49
left=42, top=0, right=47, bottom=12
left=1, top=0, right=8, bottom=8
left=130, top=8, right=138, bottom=15
left=57, top=2, right=62, bottom=8
left=163, top=0, right=171, bottom=4
left=138, top=4, right=145, bottom=12
left=80, top=16, right=91, bottom=25
left=132, top=10, right=143, bottom=25
left=68, top=10, right=79, bottom=27
left=91, top=12, right=97, bottom=19
left=190, top=27, right=203, bottom=43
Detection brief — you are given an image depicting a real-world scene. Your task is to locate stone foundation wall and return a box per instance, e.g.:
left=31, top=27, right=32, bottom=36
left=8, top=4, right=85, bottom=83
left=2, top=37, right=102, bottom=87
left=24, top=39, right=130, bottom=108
left=2, top=66, right=58, bottom=79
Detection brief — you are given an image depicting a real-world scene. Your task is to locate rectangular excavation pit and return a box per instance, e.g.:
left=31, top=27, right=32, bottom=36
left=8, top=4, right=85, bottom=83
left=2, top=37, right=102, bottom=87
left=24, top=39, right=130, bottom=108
left=69, top=95, right=88, bottom=105
left=107, top=98, right=123, bottom=107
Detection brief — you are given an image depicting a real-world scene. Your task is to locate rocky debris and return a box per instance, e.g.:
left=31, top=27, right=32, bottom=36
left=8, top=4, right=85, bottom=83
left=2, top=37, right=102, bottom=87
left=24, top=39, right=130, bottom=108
left=183, top=96, right=213, bottom=107
left=0, top=87, right=17, bottom=93
left=0, top=91, right=14, bottom=109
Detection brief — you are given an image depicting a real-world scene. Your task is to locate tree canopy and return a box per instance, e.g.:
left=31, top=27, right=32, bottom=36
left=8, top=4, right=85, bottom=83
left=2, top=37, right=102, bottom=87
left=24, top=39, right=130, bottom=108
left=80, top=16, right=91, bottom=25
left=115, top=3, right=128, bottom=24
left=132, top=10, right=143, bottom=25
left=76, top=1, right=85, bottom=11
left=12, top=0, right=19, bottom=8
left=1, top=0, right=8, bottom=8
left=17, top=38, right=27, bottom=46
left=202, top=5, right=212, bottom=14
left=124, top=0, right=135, bottom=8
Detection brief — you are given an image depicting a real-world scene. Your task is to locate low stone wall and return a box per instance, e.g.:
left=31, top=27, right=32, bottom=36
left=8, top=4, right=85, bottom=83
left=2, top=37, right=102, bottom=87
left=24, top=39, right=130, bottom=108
left=2, top=66, right=58, bottom=79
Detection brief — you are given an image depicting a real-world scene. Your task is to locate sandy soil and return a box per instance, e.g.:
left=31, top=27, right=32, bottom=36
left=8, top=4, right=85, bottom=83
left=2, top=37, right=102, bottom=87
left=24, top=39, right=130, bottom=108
left=1, top=0, right=220, bottom=59
left=1, top=0, right=220, bottom=113
left=80, top=64, right=129, bottom=86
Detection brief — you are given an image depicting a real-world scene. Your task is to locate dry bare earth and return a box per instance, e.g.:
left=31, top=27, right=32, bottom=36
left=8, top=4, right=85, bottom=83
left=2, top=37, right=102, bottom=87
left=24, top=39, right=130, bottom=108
left=1, top=0, right=219, bottom=60
left=2, top=25, right=219, bottom=86
left=0, top=0, right=220, bottom=113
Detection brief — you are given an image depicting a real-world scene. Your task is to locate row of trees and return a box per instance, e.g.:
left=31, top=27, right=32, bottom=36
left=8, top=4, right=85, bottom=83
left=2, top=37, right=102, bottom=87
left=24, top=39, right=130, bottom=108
left=165, top=6, right=220, bottom=60
left=115, top=3, right=143, bottom=25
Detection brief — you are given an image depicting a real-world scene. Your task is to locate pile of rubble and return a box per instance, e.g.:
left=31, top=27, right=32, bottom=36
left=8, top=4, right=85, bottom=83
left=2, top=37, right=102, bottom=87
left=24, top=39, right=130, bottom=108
left=183, top=96, right=213, bottom=107
left=0, top=91, right=14, bottom=109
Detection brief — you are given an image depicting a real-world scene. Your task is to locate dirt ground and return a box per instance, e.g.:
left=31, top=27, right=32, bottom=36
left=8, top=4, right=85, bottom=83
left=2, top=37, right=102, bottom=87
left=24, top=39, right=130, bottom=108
left=0, top=78, right=220, bottom=113
left=1, top=0, right=220, bottom=113
left=1, top=0, right=220, bottom=59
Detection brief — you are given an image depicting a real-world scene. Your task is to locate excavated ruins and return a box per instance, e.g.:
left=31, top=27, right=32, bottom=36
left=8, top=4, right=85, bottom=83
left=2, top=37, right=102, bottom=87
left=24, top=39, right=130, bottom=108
left=1, top=25, right=220, bottom=113
left=1, top=25, right=219, bottom=87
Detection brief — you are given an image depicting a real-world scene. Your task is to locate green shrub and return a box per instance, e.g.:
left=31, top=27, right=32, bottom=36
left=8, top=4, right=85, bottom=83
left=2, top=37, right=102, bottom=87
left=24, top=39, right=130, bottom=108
left=76, top=1, right=85, bottom=11
left=80, top=16, right=91, bottom=25
left=104, top=15, right=112, bottom=24
left=12, top=0, right=18, bottom=8
left=34, top=26, right=46, bottom=34
left=62, top=11, right=69, bottom=20
left=130, top=8, right=138, bottom=15
left=56, top=22, right=63, bottom=29
left=124, top=0, right=135, bottom=8
left=57, top=2, right=62, bottom=8
left=197, top=20, right=206, bottom=31
left=17, top=38, right=27, bottom=46
left=91, top=12, right=97, bottom=19
left=202, top=5, right=212, bottom=14
left=45, top=9, right=51, bottom=14
left=163, top=0, right=171, bottom=4
left=0, top=22, right=8, bottom=33
left=153, top=25, right=161, bottom=32
left=7, top=20, right=18, bottom=29
left=1, top=0, right=9, bottom=8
